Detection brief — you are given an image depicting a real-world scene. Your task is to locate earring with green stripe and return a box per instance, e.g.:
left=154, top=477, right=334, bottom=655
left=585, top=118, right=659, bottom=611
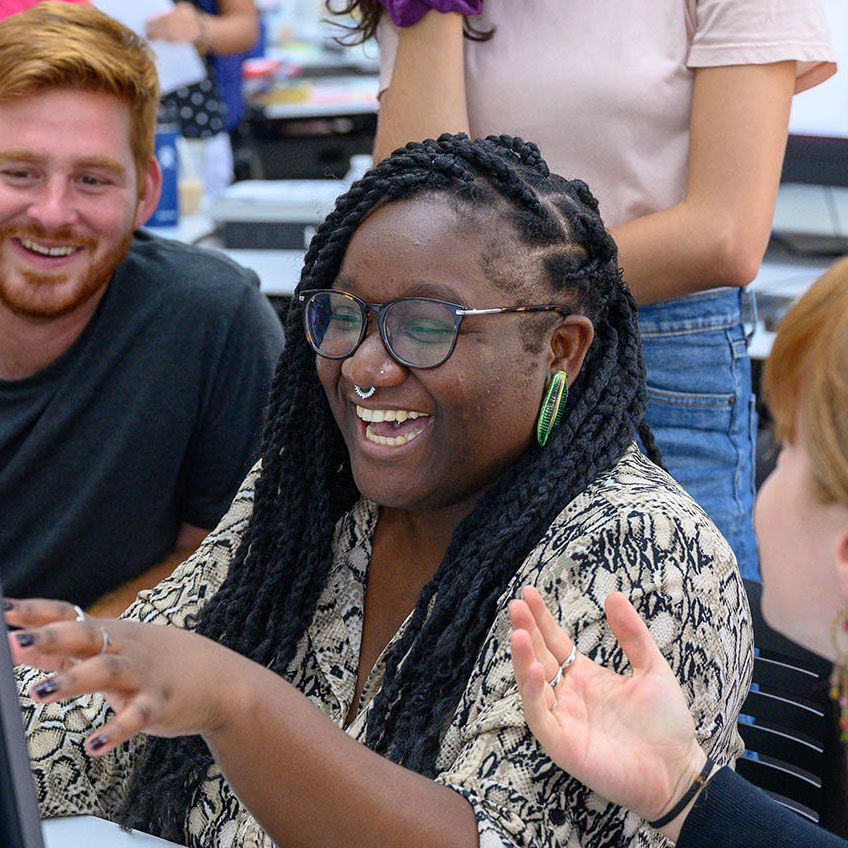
left=536, top=370, right=568, bottom=447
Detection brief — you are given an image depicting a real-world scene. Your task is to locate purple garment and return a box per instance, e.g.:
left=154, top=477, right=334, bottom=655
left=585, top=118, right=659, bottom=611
left=379, top=0, right=482, bottom=27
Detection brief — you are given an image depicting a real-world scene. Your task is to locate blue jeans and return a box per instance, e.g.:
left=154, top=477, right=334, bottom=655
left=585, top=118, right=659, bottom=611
left=638, top=288, right=759, bottom=580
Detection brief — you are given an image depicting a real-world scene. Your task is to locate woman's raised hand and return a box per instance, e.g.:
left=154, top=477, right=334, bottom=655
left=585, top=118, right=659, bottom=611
left=145, top=2, right=204, bottom=45
left=509, top=587, right=708, bottom=828
left=5, top=598, right=241, bottom=756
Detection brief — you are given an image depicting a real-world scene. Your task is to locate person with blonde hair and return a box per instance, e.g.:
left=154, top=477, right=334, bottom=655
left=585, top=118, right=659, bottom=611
left=510, top=255, right=848, bottom=848
left=0, top=1, right=282, bottom=614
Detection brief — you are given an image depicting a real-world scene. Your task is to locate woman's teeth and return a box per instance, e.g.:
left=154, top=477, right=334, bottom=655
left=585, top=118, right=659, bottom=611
left=355, top=405, right=429, bottom=446
left=354, top=406, right=425, bottom=423
left=364, top=424, right=427, bottom=446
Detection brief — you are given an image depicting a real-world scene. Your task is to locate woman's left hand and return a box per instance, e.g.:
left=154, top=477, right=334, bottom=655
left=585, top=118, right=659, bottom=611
left=145, top=2, right=203, bottom=45
left=6, top=598, right=239, bottom=756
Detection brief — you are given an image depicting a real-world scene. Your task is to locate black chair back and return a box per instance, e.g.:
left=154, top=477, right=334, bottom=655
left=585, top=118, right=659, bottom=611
left=737, top=578, right=847, bottom=835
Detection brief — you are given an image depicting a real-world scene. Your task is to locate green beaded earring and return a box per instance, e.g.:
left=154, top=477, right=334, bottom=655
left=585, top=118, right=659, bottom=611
left=536, top=370, right=568, bottom=447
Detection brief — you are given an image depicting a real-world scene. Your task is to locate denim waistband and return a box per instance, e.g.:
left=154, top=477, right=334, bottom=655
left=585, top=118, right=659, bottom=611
left=638, top=287, right=756, bottom=336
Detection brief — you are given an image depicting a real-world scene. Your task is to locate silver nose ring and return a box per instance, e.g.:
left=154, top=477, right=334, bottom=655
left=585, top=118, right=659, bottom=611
left=354, top=385, right=375, bottom=400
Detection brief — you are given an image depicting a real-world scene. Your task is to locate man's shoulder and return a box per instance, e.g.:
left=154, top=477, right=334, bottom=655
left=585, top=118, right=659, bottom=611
left=108, top=231, right=282, bottom=353
left=117, top=230, right=262, bottom=307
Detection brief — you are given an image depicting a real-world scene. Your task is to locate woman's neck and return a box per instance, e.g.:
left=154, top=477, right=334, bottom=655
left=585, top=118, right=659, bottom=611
left=375, top=499, right=478, bottom=574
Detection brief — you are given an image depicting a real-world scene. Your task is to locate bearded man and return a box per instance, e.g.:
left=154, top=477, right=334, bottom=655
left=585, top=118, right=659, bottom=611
left=0, top=3, right=282, bottom=614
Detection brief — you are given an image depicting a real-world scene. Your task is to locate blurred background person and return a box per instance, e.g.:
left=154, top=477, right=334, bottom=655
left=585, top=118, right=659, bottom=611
left=146, top=0, right=260, bottom=202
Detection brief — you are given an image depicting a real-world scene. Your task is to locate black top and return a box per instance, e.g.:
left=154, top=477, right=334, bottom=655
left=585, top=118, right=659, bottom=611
left=0, top=230, right=283, bottom=607
left=679, top=766, right=848, bottom=848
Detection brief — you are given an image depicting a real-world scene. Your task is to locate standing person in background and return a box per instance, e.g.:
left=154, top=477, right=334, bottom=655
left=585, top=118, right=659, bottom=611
left=509, top=258, right=848, bottom=848
left=336, top=0, right=836, bottom=580
left=146, top=0, right=258, bottom=58
left=146, top=0, right=259, bottom=200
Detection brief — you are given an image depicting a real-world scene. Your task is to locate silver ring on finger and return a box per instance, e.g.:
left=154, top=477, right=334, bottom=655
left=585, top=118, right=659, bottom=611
left=548, top=665, right=564, bottom=691
left=548, top=643, right=578, bottom=709
left=69, top=606, right=88, bottom=664
left=98, top=626, right=112, bottom=655
left=548, top=644, right=577, bottom=689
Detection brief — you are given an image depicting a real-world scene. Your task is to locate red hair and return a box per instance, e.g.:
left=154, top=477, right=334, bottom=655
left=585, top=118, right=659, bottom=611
left=0, top=1, right=160, bottom=183
left=763, top=256, right=848, bottom=504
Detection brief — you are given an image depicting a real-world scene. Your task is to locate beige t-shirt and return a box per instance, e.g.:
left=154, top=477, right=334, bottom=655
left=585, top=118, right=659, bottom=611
left=378, top=0, right=836, bottom=228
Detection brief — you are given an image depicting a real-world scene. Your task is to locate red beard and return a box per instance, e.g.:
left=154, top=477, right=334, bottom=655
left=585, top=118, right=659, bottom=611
left=0, top=222, right=133, bottom=320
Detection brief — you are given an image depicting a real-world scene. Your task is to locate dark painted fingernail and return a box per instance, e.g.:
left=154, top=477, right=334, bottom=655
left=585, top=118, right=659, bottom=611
left=89, top=734, right=109, bottom=751
left=14, top=632, right=34, bottom=648
left=33, top=680, right=58, bottom=697
left=3, top=600, right=14, bottom=611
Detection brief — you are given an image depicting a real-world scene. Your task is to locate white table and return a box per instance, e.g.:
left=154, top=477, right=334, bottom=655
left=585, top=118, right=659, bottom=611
left=43, top=816, right=179, bottom=847
left=747, top=247, right=834, bottom=360
left=220, top=247, right=303, bottom=296
left=145, top=216, right=302, bottom=296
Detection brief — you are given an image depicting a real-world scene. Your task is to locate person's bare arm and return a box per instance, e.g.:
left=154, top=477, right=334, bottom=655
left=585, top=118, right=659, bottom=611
left=611, top=61, right=795, bottom=304
left=146, top=0, right=259, bottom=56
left=86, top=523, right=209, bottom=618
left=205, top=662, right=480, bottom=847
left=203, top=0, right=259, bottom=54
left=10, top=601, right=480, bottom=848
left=376, top=27, right=795, bottom=305
left=373, top=11, right=469, bottom=162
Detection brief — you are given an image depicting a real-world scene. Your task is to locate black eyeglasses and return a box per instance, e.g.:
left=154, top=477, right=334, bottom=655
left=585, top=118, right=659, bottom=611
left=299, top=289, right=570, bottom=369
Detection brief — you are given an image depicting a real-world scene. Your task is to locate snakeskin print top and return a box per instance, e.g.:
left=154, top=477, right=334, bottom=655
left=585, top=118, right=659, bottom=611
left=19, top=444, right=753, bottom=847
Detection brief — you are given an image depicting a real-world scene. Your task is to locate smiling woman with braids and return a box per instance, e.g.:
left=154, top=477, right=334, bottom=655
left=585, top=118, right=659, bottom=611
left=8, top=133, right=752, bottom=848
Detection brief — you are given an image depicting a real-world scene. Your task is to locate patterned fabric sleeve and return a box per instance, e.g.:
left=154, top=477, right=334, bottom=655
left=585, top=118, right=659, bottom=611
left=433, top=449, right=753, bottom=847
left=19, top=464, right=258, bottom=820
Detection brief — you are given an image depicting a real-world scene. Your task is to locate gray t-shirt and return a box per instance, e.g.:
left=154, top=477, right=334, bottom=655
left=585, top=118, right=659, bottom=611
left=0, top=230, right=283, bottom=607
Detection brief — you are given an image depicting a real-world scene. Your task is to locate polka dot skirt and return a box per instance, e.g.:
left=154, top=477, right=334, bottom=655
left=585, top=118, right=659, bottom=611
left=163, top=75, right=227, bottom=139
left=160, top=2, right=226, bottom=139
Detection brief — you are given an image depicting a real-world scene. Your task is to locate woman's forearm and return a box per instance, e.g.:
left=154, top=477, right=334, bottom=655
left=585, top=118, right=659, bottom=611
left=205, top=659, right=479, bottom=848
left=202, top=0, right=258, bottom=55
left=609, top=200, right=760, bottom=305
left=613, top=62, right=795, bottom=305
left=373, top=12, right=469, bottom=162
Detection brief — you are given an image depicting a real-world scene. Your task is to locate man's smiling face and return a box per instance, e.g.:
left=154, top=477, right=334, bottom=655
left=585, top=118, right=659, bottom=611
left=0, top=88, right=158, bottom=322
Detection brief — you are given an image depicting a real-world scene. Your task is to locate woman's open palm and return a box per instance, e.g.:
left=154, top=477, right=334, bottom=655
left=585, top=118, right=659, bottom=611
left=509, top=587, right=706, bottom=823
